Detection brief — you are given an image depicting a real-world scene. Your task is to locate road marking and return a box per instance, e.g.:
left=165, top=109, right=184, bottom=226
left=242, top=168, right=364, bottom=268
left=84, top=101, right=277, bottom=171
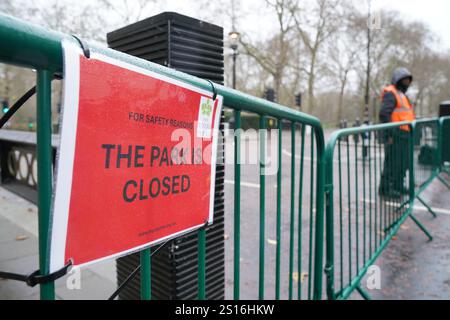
left=225, top=179, right=260, bottom=189
left=225, top=180, right=281, bottom=189
left=413, top=204, right=450, bottom=215
left=282, top=149, right=311, bottom=161
left=282, top=149, right=382, bottom=163
left=362, top=198, right=450, bottom=216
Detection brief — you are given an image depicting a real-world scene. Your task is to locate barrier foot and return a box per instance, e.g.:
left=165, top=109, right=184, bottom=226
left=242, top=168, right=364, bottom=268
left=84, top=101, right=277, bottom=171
left=437, top=175, right=450, bottom=190
left=442, top=167, right=450, bottom=177
left=383, top=201, right=408, bottom=233
left=356, top=285, right=371, bottom=300
left=409, top=214, right=433, bottom=241
left=416, top=195, right=437, bottom=218
left=384, top=220, right=399, bottom=234
left=384, top=223, right=394, bottom=234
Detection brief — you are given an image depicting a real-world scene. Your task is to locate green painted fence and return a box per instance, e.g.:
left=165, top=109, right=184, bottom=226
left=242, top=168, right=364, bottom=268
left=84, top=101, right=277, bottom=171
left=439, top=116, right=450, bottom=187
left=324, top=120, right=450, bottom=300
left=1, top=12, right=450, bottom=301
left=0, top=13, right=325, bottom=300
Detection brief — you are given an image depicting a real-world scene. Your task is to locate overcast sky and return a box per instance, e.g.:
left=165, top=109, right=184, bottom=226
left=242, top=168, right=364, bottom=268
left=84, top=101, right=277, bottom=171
left=372, top=0, right=450, bottom=50
left=20, top=0, right=450, bottom=52
left=154, top=0, right=450, bottom=52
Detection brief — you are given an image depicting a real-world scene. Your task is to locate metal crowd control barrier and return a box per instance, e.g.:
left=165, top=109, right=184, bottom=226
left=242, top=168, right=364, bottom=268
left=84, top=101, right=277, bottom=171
left=439, top=116, right=450, bottom=187
left=0, top=13, right=325, bottom=300
left=324, top=122, right=436, bottom=300
left=230, top=116, right=324, bottom=300
left=413, top=119, right=441, bottom=215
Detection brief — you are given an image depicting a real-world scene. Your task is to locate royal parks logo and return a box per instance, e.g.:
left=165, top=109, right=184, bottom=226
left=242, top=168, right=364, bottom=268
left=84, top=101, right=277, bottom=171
left=200, top=98, right=213, bottom=117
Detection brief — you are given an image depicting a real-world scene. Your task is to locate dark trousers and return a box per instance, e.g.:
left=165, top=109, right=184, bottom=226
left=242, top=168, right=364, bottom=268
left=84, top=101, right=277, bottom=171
left=379, top=130, right=410, bottom=194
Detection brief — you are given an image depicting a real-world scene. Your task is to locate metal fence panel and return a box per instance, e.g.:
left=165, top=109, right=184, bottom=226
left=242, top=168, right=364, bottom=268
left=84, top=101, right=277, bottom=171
left=0, top=13, right=325, bottom=300
left=324, top=122, right=431, bottom=300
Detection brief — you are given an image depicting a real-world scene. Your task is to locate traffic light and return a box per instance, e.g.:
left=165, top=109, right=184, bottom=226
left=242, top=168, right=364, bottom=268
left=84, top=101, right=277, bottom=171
left=1, top=99, right=9, bottom=114
left=295, top=93, right=302, bottom=108
left=264, top=88, right=276, bottom=102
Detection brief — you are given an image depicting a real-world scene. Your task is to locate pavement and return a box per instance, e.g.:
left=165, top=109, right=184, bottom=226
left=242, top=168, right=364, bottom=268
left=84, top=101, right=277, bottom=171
left=0, top=187, right=117, bottom=300
left=365, top=175, right=450, bottom=300
left=1, top=129, right=450, bottom=300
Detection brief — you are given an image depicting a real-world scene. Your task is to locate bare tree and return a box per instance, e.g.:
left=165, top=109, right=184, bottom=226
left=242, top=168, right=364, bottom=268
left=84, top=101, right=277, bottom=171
left=289, top=0, right=343, bottom=114
left=324, top=32, right=359, bottom=123
left=99, top=0, right=157, bottom=26
left=239, top=0, right=296, bottom=102
left=350, top=10, right=447, bottom=119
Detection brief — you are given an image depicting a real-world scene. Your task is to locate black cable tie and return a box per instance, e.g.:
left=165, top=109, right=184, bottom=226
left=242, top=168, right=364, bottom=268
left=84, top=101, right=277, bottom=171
left=324, top=264, right=334, bottom=276
left=206, top=79, right=217, bottom=101
left=0, top=86, right=36, bottom=129
left=0, top=260, right=72, bottom=287
left=72, top=35, right=91, bottom=59
left=53, top=73, right=63, bottom=80
left=0, top=74, right=62, bottom=130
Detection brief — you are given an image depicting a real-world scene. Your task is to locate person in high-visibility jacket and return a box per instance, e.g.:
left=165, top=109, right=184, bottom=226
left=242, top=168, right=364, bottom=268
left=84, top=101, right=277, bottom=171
left=379, top=67, right=415, bottom=198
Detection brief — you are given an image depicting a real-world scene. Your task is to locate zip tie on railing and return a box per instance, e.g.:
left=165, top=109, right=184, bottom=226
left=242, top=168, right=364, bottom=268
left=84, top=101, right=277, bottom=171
left=72, top=35, right=90, bottom=58
left=324, top=264, right=333, bottom=276
left=0, top=74, right=63, bottom=129
left=206, top=79, right=217, bottom=101
left=0, top=86, right=36, bottom=129
left=0, top=260, right=72, bottom=287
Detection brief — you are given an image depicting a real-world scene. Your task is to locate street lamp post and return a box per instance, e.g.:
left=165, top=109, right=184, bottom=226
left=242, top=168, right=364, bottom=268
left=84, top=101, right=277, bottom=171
left=365, top=0, right=372, bottom=124
left=228, top=31, right=240, bottom=89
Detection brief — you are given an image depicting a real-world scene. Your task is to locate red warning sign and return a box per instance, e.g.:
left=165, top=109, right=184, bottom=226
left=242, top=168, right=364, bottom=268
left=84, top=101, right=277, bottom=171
left=50, top=40, right=223, bottom=272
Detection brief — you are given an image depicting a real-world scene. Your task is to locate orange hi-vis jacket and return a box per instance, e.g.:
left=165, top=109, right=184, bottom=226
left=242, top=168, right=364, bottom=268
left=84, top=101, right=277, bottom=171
left=381, top=84, right=415, bottom=131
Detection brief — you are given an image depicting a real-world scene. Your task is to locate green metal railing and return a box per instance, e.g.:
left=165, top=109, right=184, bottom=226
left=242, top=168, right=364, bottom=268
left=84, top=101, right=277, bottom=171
left=439, top=116, right=450, bottom=187
left=0, top=13, right=325, bottom=300
left=324, top=118, right=450, bottom=300
left=229, top=117, right=323, bottom=300
left=324, top=122, right=434, bottom=300
left=413, top=119, right=441, bottom=216
left=3, top=12, right=450, bottom=301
